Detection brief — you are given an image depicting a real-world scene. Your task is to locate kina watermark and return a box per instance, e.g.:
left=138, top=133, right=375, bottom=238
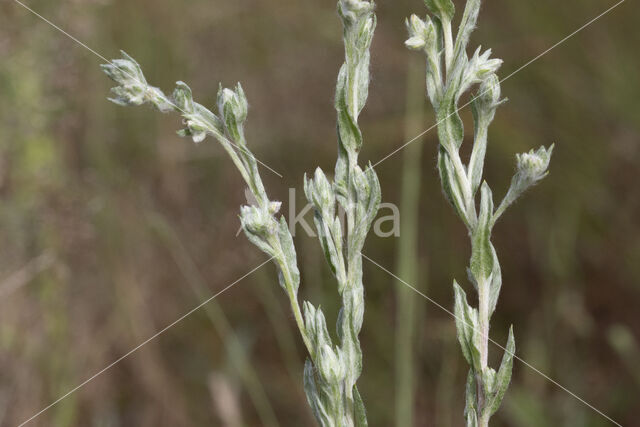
left=237, top=188, right=400, bottom=238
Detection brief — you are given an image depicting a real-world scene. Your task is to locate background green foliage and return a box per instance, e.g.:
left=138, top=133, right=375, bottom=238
left=0, top=0, right=638, bottom=425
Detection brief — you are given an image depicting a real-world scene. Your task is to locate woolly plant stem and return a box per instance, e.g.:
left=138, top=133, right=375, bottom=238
left=101, top=1, right=379, bottom=425
left=405, top=0, right=553, bottom=424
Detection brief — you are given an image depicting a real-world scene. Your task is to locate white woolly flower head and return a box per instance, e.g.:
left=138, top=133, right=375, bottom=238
left=215, top=83, right=249, bottom=142
left=217, top=84, right=248, bottom=124
left=170, top=81, right=223, bottom=143
left=101, top=51, right=173, bottom=112
left=516, top=144, right=554, bottom=185
left=240, top=205, right=275, bottom=237
left=101, top=52, right=146, bottom=104
left=338, top=0, right=374, bottom=24
left=304, top=167, right=336, bottom=216
left=477, top=74, right=502, bottom=109
left=405, top=14, right=436, bottom=51
left=473, top=73, right=506, bottom=124
left=462, top=47, right=503, bottom=91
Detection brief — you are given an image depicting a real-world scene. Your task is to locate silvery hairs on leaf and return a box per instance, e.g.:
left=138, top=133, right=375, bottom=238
left=101, top=1, right=378, bottom=425
left=405, top=0, right=552, bottom=425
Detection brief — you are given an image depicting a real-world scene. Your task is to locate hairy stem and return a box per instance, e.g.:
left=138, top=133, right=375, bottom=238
left=270, top=236, right=314, bottom=357
left=443, top=18, right=454, bottom=72
left=406, top=0, right=552, bottom=424
left=477, top=276, right=490, bottom=427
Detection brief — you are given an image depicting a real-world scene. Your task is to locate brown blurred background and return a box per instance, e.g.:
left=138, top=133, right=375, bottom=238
left=1, top=0, right=639, bottom=425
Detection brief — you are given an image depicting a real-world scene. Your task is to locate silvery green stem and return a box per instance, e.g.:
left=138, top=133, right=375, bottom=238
left=101, top=50, right=319, bottom=412
left=406, top=0, right=552, bottom=425
left=100, top=54, right=315, bottom=353
left=303, top=1, right=380, bottom=425
left=101, top=1, right=378, bottom=424
left=442, top=18, right=454, bottom=71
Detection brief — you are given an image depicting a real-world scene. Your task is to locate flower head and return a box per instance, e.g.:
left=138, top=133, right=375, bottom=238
left=405, top=14, right=436, bottom=51
left=101, top=51, right=172, bottom=112
left=460, top=47, right=503, bottom=95
left=338, top=0, right=374, bottom=25
left=173, top=82, right=223, bottom=143
left=516, top=144, right=554, bottom=186
left=217, top=83, right=248, bottom=141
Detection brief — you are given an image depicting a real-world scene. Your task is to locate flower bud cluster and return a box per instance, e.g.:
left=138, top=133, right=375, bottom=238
left=515, top=145, right=554, bottom=186
left=101, top=51, right=172, bottom=112
left=338, top=0, right=374, bottom=26
left=217, top=83, right=248, bottom=142
left=404, top=14, right=436, bottom=52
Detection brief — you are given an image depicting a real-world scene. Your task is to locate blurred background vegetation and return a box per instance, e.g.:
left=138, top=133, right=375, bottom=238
left=1, top=0, right=639, bottom=425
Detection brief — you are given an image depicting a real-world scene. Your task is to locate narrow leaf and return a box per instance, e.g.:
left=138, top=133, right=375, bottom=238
left=424, top=0, right=455, bottom=21
left=470, top=183, right=494, bottom=281
left=487, top=243, right=502, bottom=316
left=304, top=360, right=333, bottom=426
left=353, top=385, right=368, bottom=427
left=486, top=326, right=515, bottom=417
left=438, top=149, right=469, bottom=227
left=278, top=216, right=300, bottom=293
left=464, top=371, right=479, bottom=427
left=453, top=281, right=481, bottom=369
left=469, top=102, right=488, bottom=196
left=437, top=95, right=465, bottom=152
left=453, top=0, right=481, bottom=61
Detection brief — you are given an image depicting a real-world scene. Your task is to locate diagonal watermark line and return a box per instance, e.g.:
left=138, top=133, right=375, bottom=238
left=361, top=253, right=622, bottom=426
left=17, top=257, right=274, bottom=427
left=12, top=0, right=284, bottom=179
left=372, top=0, right=626, bottom=169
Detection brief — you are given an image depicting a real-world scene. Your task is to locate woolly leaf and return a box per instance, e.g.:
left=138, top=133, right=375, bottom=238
left=438, top=149, right=470, bottom=227
left=454, top=281, right=481, bottom=369
left=487, top=243, right=502, bottom=316
left=469, top=74, right=504, bottom=196
left=424, top=0, right=455, bottom=21
left=464, top=370, right=479, bottom=427
left=278, top=217, right=300, bottom=294
left=485, top=326, right=515, bottom=416
left=304, top=360, right=333, bottom=426
left=453, top=0, right=481, bottom=61
left=354, top=386, right=368, bottom=427
left=437, top=93, right=465, bottom=153
left=470, top=183, right=494, bottom=282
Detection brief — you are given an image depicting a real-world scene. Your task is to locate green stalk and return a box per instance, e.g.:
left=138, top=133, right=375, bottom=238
left=394, top=53, right=425, bottom=427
